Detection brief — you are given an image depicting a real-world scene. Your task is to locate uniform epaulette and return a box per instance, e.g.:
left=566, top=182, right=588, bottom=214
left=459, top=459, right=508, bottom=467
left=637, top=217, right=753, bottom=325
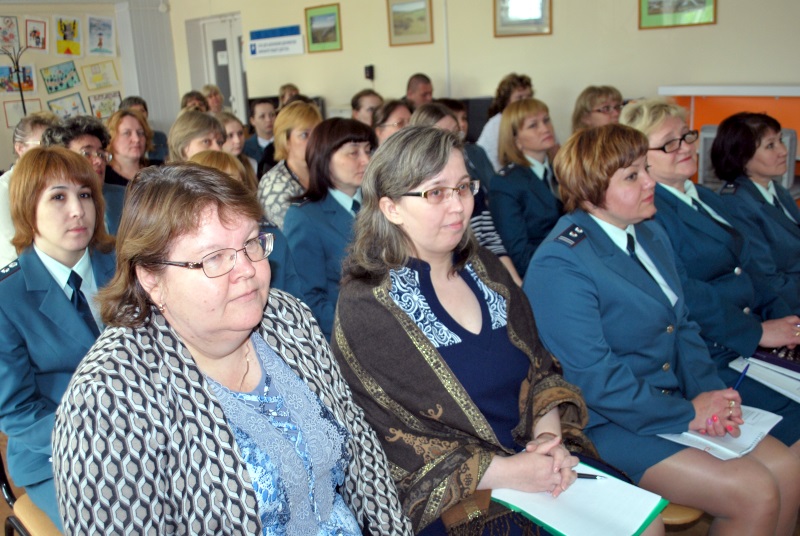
left=554, top=224, right=586, bottom=247
left=498, top=163, right=515, bottom=176
left=0, top=260, right=20, bottom=282
left=719, top=182, right=738, bottom=195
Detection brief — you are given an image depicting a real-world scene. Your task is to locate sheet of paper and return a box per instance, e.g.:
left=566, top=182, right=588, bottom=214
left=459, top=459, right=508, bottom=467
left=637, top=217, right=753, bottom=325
left=492, top=462, right=667, bottom=536
left=730, top=357, right=800, bottom=404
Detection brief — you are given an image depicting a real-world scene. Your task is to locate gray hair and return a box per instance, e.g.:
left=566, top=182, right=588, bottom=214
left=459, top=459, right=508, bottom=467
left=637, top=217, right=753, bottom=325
left=342, top=126, right=475, bottom=282
left=409, top=102, right=458, bottom=129
left=12, top=112, right=60, bottom=155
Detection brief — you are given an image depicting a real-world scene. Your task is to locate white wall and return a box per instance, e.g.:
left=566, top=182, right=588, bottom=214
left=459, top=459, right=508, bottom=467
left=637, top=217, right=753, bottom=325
left=166, top=0, right=800, bottom=139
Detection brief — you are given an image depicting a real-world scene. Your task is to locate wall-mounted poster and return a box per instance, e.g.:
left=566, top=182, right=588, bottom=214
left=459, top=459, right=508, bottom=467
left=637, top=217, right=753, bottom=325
left=48, top=92, right=85, bottom=119
left=88, top=90, right=121, bottom=119
left=494, top=0, right=551, bottom=37
left=25, top=18, right=47, bottom=52
left=88, top=15, right=115, bottom=56
left=54, top=16, right=81, bottom=56
left=81, top=60, right=118, bottom=90
left=0, top=65, right=36, bottom=93
left=0, top=16, right=20, bottom=50
left=639, top=0, right=716, bottom=29
left=40, top=60, right=81, bottom=94
left=304, top=4, right=342, bottom=53
left=387, top=0, right=433, bottom=46
left=4, top=99, right=43, bottom=128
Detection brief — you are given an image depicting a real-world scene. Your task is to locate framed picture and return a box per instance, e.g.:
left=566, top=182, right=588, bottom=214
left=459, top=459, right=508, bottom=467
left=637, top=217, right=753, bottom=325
left=88, top=15, right=115, bottom=56
left=40, top=60, right=81, bottom=94
left=305, top=4, right=342, bottom=53
left=0, top=15, right=20, bottom=50
left=639, top=0, right=716, bottom=29
left=47, top=92, right=85, bottom=120
left=0, top=65, right=36, bottom=93
left=81, top=60, right=118, bottom=90
left=54, top=15, right=82, bottom=56
left=88, top=90, right=121, bottom=119
left=25, top=18, right=48, bottom=52
left=387, top=0, right=433, bottom=46
left=494, top=0, right=551, bottom=37
left=4, top=99, right=42, bottom=128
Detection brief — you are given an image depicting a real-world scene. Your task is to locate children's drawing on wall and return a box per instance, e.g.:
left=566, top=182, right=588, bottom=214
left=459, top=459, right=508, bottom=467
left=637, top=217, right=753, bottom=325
left=55, top=16, right=81, bottom=56
left=88, top=16, right=115, bottom=56
left=0, top=65, right=36, bottom=93
left=26, top=19, right=48, bottom=52
left=40, top=60, right=81, bottom=94
left=82, top=60, right=118, bottom=90
left=48, top=92, right=86, bottom=119
left=88, top=90, right=121, bottom=119
left=0, top=16, right=20, bottom=50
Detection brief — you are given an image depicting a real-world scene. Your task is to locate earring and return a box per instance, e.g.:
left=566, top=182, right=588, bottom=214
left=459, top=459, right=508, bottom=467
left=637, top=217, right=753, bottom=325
left=158, top=303, right=166, bottom=313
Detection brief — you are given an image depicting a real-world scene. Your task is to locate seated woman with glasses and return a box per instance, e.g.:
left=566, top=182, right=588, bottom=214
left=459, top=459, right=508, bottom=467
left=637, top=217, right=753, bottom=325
left=570, top=85, right=624, bottom=133
left=331, top=127, right=647, bottom=535
left=525, top=124, right=800, bottom=535
left=621, top=98, right=800, bottom=454
left=53, top=163, right=412, bottom=535
left=712, top=112, right=800, bottom=311
left=0, top=147, right=115, bottom=529
left=372, top=100, right=411, bottom=146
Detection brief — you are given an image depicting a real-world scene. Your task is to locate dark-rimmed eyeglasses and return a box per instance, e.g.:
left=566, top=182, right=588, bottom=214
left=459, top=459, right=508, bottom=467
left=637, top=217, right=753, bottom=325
left=592, top=104, right=624, bottom=114
left=153, top=233, right=274, bottom=278
left=402, top=180, right=480, bottom=205
left=649, top=130, right=699, bottom=153
left=79, top=150, right=112, bottom=163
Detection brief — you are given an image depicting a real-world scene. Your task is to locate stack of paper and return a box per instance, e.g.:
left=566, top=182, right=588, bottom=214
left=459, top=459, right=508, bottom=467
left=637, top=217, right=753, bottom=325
left=730, top=356, right=800, bottom=403
left=492, top=462, right=667, bottom=536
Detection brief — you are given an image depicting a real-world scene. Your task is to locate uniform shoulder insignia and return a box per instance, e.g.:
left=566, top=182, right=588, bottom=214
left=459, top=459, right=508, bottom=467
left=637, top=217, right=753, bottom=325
left=498, top=163, right=515, bottom=176
left=554, top=225, right=586, bottom=247
left=719, top=182, right=738, bottom=195
left=0, top=260, right=20, bottom=282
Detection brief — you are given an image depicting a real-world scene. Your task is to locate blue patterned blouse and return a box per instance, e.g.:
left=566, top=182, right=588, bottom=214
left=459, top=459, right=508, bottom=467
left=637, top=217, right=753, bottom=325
left=208, top=333, right=361, bottom=536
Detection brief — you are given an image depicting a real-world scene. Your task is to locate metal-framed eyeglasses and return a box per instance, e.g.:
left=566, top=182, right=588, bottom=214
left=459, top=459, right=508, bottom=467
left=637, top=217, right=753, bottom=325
left=153, top=233, right=274, bottom=278
left=648, top=130, right=699, bottom=154
left=378, top=119, right=408, bottom=130
left=401, top=180, right=480, bottom=205
left=80, top=149, right=112, bottom=163
left=592, top=104, right=624, bottom=114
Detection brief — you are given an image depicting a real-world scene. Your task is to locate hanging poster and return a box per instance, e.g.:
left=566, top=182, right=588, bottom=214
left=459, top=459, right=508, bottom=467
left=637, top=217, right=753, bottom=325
left=25, top=18, right=48, bottom=52
left=81, top=60, right=118, bottom=90
left=87, top=15, right=115, bottom=56
left=54, top=15, right=82, bottom=56
left=88, top=90, right=121, bottom=119
left=48, top=92, right=86, bottom=119
left=40, top=60, right=81, bottom=94
left=0, top=65, right=35, bottom=93
left=4, top=99, right=43, bottom=128
left=0, top=16, right=20, bottom=50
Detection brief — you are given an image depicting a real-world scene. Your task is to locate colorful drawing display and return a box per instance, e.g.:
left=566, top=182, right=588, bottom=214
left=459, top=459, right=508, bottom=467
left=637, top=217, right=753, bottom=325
left=55, top=16, right=81, bottom=56
left=26, top=19, right=47, bottom=51
left=88, top=16, right=114, bottom=56
left=0, top=16, right=20, bottom=49
left=40, top=61, right=81, bottom=94
left=48, top=92, right=85, bottom=119
left=88, top=91, right=121, bottom=119
left=0, top=66, right=35, bottom=93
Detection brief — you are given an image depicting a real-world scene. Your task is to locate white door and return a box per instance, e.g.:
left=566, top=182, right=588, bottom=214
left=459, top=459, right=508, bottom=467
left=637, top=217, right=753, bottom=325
left=200, top=14, right=247, bottom=121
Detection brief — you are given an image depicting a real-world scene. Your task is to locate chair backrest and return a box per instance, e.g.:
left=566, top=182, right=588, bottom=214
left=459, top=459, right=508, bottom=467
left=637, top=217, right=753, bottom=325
left=698, top=125, right=798, bottom=190
left=0, top=447, right=17, bottom=508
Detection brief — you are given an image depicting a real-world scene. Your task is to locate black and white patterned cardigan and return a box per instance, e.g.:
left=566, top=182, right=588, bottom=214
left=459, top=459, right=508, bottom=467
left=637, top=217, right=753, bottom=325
left=53, top=289, right=413, bottom=535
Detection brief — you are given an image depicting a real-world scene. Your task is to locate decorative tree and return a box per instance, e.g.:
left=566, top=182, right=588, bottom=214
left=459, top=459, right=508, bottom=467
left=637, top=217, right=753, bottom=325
left=0, top=39, right=29, bottom=115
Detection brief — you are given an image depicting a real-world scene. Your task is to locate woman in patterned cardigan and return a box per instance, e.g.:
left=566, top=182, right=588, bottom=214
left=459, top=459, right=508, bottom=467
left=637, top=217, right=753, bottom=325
left=53, top=163, right=412, bottom=535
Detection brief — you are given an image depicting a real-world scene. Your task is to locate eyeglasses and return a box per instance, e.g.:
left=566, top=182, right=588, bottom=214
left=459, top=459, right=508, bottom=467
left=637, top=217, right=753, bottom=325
left=22, top=140, right=41, bottom=147
left=80, top=150, right=112, bottom=163
left=592, top=104, right=624, bottom=114
left=153, top=233, right=274, bottom=278
left=402, top=180, right=480, bottom=205
left=378, top=119, right=408, bottom=129
left=648, top=130, right=699, bottom=153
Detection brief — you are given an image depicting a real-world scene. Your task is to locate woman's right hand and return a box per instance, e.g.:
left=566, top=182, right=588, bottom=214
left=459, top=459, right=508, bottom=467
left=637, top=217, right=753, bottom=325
left=478, top=436, right=578, bottom=497
left=760, top=315, right=800, bottom=349
left=689, top=389, right=743, bottom=437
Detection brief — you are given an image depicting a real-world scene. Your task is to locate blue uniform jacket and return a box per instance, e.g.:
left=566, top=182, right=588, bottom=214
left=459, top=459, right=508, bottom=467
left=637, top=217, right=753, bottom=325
left=243, top=135, right=265, bottom=163
left=489, top=163, right=563, bottom=275
left=717, top=177, right=800, bottom=311
left=102, top=182, right=125, bottom=236
left=653, top=183, right=792, bottom=365
left=283, top=193, right=354, bottom=340
left=258, top=218, right=305, bottom=302
left=0, top=247, right=115, bottom=487
left=525, top=211, right=724, bottom=436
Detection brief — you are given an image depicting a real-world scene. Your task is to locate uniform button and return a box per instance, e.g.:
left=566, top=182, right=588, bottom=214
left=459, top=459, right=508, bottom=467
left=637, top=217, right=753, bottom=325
left=666, top=325, right=674, bottom=333
left=743, top=307, right=751, bottom=314
left=662, top=362, right=671, bottom=372
left=734, top=267, right=742, bottom=275
left=660, top=389, right=672, bottom=395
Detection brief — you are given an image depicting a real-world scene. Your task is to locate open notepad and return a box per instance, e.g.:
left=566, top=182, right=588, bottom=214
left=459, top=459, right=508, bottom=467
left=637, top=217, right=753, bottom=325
left=730, top=356, right=800, bottom=403
left=657, top=405, right=782, bottom=460
left=492, top=462, right=667, bottom=536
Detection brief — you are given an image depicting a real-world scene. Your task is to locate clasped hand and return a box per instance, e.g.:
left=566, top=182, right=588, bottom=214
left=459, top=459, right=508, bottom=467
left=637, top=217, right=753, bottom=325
left=520, top=435, right=579, bottom=497
left=690, top=389, right=744, bottom=437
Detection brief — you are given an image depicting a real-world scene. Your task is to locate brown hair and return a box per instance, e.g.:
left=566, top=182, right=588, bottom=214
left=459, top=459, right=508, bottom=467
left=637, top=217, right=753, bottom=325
left=571, top=85, right=623, bottom=133
left=98, top=163, right=262, bottom=327
left=488, top=73, right=533, bottom=117
left=167, top=109, right=225, bottom=162
left=272, top=101, right=322, bottom=161
left=554, top=124, right=649, bottom=213
left=213, top=111, right=259, bottom=188
left=497, top=98, right=550, bottom=167
left=189, top=149, right=258, bottom=193
left=107, top=108, right=154, bottom=165
left=10, top=146, right=114, bottom=254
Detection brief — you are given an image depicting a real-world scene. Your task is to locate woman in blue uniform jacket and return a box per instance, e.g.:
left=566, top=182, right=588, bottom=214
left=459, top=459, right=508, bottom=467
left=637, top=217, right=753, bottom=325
left=0, top=147, right=115, bottom=528
left=525, top=124, right=800, bottom=535
left=284, top=118, right=377, bottom=339
left=621, top=98, right=800, bottom=451
left=712, top=112, right=800, bottom=310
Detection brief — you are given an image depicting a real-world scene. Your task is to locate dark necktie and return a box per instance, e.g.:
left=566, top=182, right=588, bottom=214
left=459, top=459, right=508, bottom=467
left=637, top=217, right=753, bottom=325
left=626, top=233, right=655, bottom=282
left=68, top=271, right=100, bottom=337
left=772, top=195, right=798, bottom=224
left=351, top=199, right=361, bottom=214
left=543, top=167, right=559, bottom=198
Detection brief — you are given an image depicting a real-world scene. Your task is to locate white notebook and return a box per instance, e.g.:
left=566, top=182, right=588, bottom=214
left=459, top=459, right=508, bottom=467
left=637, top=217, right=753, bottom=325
left=657, top=405, right=782, bottom=460
left=492, top=462, right=667, bottom=536
left=730, top=356, right=800, bottom=403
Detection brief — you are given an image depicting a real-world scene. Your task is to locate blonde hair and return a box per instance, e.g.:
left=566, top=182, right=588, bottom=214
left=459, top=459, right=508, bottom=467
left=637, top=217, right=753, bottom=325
left=619, top=97, right=687, bottom=137
left=498, top=98, right=550, bottom=167
left=107, top=108, right=154, bottom=165
left=273, top=101, right=322, bottom=161
left=167, top=110, right=225, bottom=162
left=189, top=149, right=258, bottom=193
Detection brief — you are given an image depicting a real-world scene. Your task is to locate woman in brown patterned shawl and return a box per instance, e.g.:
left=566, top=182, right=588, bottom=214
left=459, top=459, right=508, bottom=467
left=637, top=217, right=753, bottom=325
left=331, top=127, right=597, bottom=535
